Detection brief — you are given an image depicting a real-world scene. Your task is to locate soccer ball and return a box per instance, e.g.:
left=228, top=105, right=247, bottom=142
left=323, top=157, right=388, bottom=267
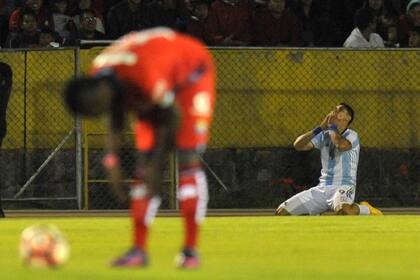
left=19, top=225, right=70, bottom=268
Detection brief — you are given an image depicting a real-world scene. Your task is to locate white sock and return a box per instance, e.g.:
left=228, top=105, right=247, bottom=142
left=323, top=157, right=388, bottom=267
left=357, top=204, right=370, bottom=215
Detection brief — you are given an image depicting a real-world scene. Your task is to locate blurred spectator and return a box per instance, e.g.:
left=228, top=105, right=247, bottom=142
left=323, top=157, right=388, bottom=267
left=68, top=0, right=105, bottom=15
left=362, top=0, right=400, bottom=41
left=5, top=8, right=41, bottom=47
left=149, top=0, right=190, bottom=30
left=291, top=0, right=338, bottom=47
left=252, top=0, right=301, bottom=46
left=65, top=9, right=105, bottom=45
left=72, top=0, right=105, bottom=34
left=0, top=0, right=16, bottom=47
left=9, top=0, right=54, bottom=32
left=399, top=0, right=420, bottom=46
left=408, top=25, right=420, bottom=46
left=15, top=0, right=25, bottom=7
left=384, top=23, right=400, bottom=46
left=254, top=0, right=268, bottom=7
left=185, top=0, right=210, bottom=43
left=72, top=9, right=106, bottom=43
left=205, top=0, right=252, bottom=46
left=102, top=0, right=119, bottom=17
left=390, top=0, right=408, bottom=14
left=51, top=0, right=76, bottom=40
left=0, top=62, right=12, bottom=149
left=329, top=0, right=365, bottom=46
left=38, top=27, right=61, bottom=46
left=0, top=0, right=14, bottom=14
left=343, top=7, right=385, bottom=47
left=106, top=0, right=152, bottom=39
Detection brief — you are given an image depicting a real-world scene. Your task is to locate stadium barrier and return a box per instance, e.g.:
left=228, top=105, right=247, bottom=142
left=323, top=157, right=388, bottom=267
left=0, top=47, right=419, bottom=209
left=0, top=49, right=82, bottom=209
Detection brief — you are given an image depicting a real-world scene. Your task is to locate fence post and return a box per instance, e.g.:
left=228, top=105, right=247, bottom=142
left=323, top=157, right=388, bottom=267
left=75, top=48, right=83, bottom=210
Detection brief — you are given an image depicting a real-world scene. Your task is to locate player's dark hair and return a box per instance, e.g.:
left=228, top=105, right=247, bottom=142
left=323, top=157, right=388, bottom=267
left=63, top=76, right=102, bottom=116
left=339, top=102, right=354, bottom=125
left=354, top=8, right=375, bottom=31
left=64, top=70, right=123, bottom=117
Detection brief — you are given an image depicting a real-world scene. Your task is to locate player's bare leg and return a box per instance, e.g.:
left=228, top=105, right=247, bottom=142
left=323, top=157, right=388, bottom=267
left=112, top=153, right=162, bottom=267
left=175, top=150, right=208, bottom=269
left=111, top=183, right=161, bottom=267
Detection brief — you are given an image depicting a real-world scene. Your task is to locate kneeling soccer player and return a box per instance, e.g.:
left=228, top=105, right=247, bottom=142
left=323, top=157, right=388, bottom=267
left=275, top=103, right=383, bottom=216
left=64, top=28, right=216, bottom=268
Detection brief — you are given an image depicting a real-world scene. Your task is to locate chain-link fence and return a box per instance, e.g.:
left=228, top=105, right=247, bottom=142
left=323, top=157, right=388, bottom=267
left=0, top=49, right=80, bottom=209
left=1, top=47, right=419, bottom=210
left=84, top=133, right=177, bottom=209
left=82, top=47, right=419, bottom=209
left=207, top=48, right=420, bottom=208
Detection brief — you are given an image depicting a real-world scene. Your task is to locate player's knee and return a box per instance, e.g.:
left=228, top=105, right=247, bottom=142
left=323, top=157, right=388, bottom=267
left=335, top=203, right=358, bottom=215
left=180, top=197, right=198, bottom=216
left=179, top=184, right=198, bottom=212
left=275, top=207, right=291, bottom=216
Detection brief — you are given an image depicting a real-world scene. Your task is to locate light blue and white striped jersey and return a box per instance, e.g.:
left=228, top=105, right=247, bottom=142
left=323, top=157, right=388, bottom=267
left=311, top=128, right=360, bottom=187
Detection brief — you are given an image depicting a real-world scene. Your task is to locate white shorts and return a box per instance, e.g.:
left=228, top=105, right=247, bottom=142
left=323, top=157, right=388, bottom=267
left=278, top=185, right=356, bottom=215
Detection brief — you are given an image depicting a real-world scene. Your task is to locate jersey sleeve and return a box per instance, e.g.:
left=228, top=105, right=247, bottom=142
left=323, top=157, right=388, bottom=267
left=344, top=131, right=360, bottom=149
left=311, top=132, right=324, bottom=150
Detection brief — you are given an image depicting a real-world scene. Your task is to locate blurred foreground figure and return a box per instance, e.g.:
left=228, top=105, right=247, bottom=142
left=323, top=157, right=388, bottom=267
left=64, top=28, right=216, bottom=268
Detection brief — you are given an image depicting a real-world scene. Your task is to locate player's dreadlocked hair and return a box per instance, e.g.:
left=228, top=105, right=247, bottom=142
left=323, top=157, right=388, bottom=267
left=64, top=76, right=102, bottom=116
left=339, top=102, right=355, bottom=125
left=64, top=69, right=123, bottom=117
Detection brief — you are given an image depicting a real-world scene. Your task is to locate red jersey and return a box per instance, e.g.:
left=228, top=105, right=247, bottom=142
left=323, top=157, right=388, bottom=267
left=90, top=28, right=216, bottom=151
left=90, top=28, right=214, bottom=108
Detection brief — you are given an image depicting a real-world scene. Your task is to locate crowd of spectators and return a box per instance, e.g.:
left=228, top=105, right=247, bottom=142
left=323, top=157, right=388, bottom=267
left=0, top=0, right=419, bottom=49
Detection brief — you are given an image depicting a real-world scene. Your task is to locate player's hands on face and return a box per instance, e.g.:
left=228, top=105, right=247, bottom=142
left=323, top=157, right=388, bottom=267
left=320, top=111, right=335, bottom=129
left=328, top=111, right=338, bottom=125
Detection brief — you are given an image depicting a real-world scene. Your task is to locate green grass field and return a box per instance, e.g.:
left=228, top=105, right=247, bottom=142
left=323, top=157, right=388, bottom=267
left=1, top=216, right=420, bottom=279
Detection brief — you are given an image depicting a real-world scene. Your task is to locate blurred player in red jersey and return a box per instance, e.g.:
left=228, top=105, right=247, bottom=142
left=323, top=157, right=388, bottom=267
left=64, top=28, right=216, bottom=269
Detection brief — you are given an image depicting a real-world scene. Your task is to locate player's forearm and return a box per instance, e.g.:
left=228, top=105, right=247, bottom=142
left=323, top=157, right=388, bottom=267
left=106, top=130, right=123, bottom=154
left=104, top=131, right=123, bottom=179
left=330, top=133, right=350, bottom=151
left=329, top=130, right=341, bottom=145
left=328, top=125, right=351, bottom=151
left=293, top=130, right=317, bottom=151
left=102, top=130, right=124, bottom=201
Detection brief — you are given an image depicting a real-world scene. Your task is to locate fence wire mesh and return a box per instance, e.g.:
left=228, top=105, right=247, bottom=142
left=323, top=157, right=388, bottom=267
left=0, top=49, right=78, bottom=209
left=1, top=47, right=419, bottom=210
left=82, top=47, right=419, bottom=209
left=206, top=48, right=419, bottom=208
